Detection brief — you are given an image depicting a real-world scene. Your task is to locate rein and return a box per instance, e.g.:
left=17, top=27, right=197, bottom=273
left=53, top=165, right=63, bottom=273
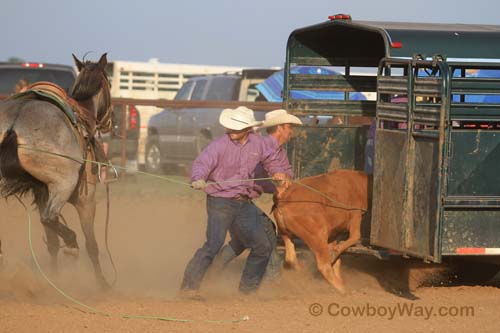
left=95, top=75, right=113, bottom=134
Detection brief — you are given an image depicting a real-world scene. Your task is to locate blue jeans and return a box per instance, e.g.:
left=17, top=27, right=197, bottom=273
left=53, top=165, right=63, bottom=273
left=181, top=196, right=271, bottom=292
left=228, top=211, right=281, bottom=279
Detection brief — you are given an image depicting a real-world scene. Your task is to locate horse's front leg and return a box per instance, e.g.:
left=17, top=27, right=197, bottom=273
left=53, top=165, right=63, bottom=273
left=73, top=186, right=109, bottom=290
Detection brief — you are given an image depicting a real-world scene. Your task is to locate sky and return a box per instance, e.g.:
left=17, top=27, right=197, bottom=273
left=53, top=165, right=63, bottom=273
left=1, top=0, right=498, bottom=68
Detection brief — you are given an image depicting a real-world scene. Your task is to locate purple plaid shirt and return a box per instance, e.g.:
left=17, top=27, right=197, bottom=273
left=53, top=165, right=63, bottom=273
left=254, top=135, right=293, bottom=194
left=191, top=133, right=287, bottom=198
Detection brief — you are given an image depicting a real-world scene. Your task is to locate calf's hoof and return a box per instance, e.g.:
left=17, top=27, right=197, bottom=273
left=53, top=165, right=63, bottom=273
left=330, top=277, right=346, bottom=295
left=336, top=285, right=347, bottom=295
left=330, top=250, right=340, bottom=265
left=284, top=261, right=301, bottom=271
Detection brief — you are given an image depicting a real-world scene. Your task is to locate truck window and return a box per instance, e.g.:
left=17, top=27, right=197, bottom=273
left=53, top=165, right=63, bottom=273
left=174, top=80, right=195, bottom=100
left=205, top=77, right=239, bottom=100
left=191, top=79, right=208, bottom=100
left=0, top=68, right=75, bottom=95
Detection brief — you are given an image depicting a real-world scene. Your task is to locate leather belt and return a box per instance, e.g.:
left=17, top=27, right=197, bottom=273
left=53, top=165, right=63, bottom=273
left=232, top=194, right=251, bottom=201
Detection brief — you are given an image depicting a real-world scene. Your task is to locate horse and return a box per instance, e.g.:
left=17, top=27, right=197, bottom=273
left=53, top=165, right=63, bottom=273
left=0, top=53, right=112, bottom=288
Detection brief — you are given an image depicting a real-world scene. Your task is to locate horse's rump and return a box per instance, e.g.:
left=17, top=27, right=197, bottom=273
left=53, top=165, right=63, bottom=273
left=0, top=127, right=49, bottom=205
left=0, top=97, right=82, bottom=203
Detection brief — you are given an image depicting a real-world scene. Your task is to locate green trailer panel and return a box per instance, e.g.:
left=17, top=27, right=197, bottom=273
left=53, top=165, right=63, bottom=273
left=447, top=131, right=500, bottom=196
left=442, top=210, right=500, bottom=254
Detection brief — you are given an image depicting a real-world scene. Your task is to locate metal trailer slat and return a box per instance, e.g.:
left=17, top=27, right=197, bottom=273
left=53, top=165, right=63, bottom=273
left=289, top=74, right=377, bottom=92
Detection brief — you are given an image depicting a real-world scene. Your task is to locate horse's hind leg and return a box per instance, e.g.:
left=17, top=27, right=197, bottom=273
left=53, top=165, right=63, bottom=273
left=73, top=189, right=109, bottom=289
left=36, top=183, right=80, bottom=261
left=42, top=225, right=61, bottom=271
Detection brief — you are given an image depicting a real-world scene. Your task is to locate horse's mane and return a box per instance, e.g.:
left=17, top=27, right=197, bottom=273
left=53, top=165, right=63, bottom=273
left=71, top=61, right=108, bottom=101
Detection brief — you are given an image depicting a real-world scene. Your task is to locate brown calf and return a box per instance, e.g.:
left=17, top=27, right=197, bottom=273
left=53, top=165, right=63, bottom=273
left=274, top=169, right=369, bottom=293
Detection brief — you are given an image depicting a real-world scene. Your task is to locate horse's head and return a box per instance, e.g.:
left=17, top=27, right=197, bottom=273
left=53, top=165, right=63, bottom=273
left=71, top=53, right=112, bottom=133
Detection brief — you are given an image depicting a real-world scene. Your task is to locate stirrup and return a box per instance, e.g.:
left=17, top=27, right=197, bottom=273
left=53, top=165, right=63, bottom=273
left=98, top=161, right=119, bottom=184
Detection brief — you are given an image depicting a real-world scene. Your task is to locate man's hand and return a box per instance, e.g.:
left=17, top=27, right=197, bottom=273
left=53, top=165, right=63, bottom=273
left=191, top=179, right=207, bottom=190
left=272, top=173, right=292, bottom=189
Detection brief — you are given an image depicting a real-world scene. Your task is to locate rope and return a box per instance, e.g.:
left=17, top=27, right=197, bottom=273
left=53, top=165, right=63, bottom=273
left=18, top=144, right=273, bottom=187
left=18, top=144, right=191, bottom=186
left=14, top=195, right=249, bottom=324
left=104, top=183, right=118, bottom=287
left=292, top=180, right=367, bottom=212
left=17, top=144, right=361, bottom=210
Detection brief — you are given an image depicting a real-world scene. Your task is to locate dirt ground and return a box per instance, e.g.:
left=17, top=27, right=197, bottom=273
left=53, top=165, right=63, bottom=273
left=1, top=176, right=499, bottom=333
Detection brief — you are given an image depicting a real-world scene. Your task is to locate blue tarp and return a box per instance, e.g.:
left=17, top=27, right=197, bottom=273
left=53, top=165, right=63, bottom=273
left=257, top=66, right=366, bottom=102
left=451, top=69, right=500, bottom=103
left=257, top=66, right=500, bottom=104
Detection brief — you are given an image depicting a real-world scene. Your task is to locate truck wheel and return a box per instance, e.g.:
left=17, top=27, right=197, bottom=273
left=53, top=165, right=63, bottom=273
left=145, top=141, right=162, bottom=174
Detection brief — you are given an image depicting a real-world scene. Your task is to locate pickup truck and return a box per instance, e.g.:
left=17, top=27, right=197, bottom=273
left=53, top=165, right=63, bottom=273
left=145, top=69, right=277, bottom=173
left=0, top=61, right=76, bottom=96
left=106, top=104, right=140, bottom=172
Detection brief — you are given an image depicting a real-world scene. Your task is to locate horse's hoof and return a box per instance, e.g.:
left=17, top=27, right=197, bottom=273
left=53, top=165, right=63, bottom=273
left=63, top=247, right=79, bottom=257
left=98, top=279, right=111, bottom=291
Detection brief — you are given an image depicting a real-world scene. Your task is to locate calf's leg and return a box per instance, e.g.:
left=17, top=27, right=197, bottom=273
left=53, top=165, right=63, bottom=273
left=309, top=241, right=346, bottom=293
left=281, top=234, right=299, bottom=270
left=330, top=215, right=362, bottom=264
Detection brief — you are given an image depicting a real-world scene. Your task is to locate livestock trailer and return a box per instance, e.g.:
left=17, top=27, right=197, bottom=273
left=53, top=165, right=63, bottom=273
left=284, top=15, right=500, bottom=282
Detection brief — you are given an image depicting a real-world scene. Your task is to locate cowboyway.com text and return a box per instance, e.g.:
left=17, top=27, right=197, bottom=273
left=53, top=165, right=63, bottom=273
left=308, top=302, right=474, bottom=320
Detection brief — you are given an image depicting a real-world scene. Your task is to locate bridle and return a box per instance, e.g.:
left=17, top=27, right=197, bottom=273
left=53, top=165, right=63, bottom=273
left=95, top=73, right=113, bottom=134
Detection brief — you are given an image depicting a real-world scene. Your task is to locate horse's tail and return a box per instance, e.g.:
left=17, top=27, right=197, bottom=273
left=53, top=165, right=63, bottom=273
left=0, top=129, right=23, bottom=179
left=0, top=129, right=47, bottom=203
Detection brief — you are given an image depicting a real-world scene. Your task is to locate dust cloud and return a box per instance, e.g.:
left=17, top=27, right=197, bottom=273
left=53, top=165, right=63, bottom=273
left=2, top=176, right=500, bottom=332
left=0, top=175, right=498, bottom=302
left=0, top=175, right=389, bottom=301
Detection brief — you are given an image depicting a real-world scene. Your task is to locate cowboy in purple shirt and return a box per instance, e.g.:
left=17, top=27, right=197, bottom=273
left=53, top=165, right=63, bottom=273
left=180, top=106, right=289, bottom=298
left=215, top=109, right=302, bottom=280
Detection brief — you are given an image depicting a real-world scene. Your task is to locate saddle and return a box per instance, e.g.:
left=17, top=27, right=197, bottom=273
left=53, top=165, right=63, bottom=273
left=12, top=82, right=80, bottom=126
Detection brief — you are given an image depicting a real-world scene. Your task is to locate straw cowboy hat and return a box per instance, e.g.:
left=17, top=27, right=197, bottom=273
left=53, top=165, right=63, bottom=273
left=219, top=106, right=262, bottom=130
left=261, top=109, right=303, bottom=128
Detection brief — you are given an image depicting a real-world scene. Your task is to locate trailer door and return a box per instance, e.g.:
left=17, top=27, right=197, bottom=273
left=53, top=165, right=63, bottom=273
left=370, top=59, right=449, bottom=262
